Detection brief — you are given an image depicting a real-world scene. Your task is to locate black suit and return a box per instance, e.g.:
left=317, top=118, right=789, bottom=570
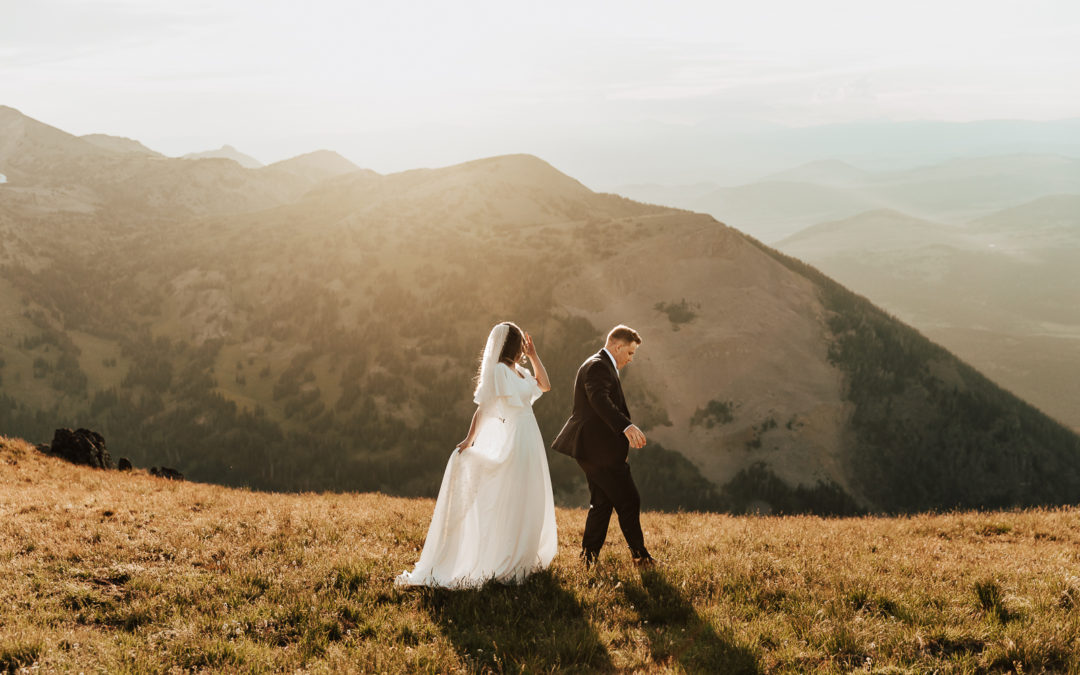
left=552, top=350, right=650, bottom=560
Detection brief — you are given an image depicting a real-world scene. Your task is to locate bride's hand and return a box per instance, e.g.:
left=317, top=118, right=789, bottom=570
left=455, top=438, right=473, bottom=454
left=524, top=332, right=538, bottom=359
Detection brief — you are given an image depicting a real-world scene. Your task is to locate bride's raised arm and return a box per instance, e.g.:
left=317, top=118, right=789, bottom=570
left=524, top=332, right=551, bottom=392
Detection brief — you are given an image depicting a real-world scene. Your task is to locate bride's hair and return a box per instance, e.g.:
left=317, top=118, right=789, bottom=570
left=498, top=322, right=525, bottom=366
left=475, top=322, right=526, bottom=389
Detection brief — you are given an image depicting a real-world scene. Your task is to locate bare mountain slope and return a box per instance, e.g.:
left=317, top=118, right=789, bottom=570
left=0, top=105, right=114, bottom=184
left=301, top=153, right=658, bottom=230
left=1, top=109, right=1077, bottom=514
left=0, top=107, right=316, bottom=220
left=555, top=220, right=857, bottom=500
left=81, top=133, right=164, bottom=157
left=182, top=144, right=263, bottom=168
left=264, top=149, right=363, bottom=183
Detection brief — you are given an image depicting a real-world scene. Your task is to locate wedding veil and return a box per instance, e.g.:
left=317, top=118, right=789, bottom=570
left=473, top=322, right=511, bottom=407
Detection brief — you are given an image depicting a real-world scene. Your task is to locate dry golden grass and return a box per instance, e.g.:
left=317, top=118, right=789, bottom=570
left=3, top=434, right=1080, bottom=673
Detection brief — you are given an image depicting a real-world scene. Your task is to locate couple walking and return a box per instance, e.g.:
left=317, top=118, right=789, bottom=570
left=395, top=322, right=655, bottom=589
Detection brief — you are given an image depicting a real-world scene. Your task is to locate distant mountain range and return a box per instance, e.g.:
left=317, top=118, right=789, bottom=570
left=617, top=146, right=1080, bottom=436
left=777, top=197, right=1080, bottom=432
left=182, top=144, right=264, bottom=168
left=266, top=150, right=362, bottom=182
left=498, top=117, right=1080, bottom=190
left=617, top=154, right=1080, bottom=243
left=1, top=105, right=1078, bottom=514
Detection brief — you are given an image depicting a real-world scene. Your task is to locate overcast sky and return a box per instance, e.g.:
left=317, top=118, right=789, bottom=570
left=3, top=0, right=1079, bottom=177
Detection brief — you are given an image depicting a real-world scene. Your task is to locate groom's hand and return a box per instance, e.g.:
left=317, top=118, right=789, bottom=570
left=624, top=424, right=646, bottom=449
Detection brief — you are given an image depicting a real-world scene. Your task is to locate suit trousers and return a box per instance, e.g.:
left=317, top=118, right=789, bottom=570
left=579, top=460, right=649, bottom=559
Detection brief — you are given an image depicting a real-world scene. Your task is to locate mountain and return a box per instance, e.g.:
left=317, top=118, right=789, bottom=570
left=472, top=117, right=1080, bottom=189
left=970, top=194, right=1080, bottom=243
left=761, top=159, right=870, bottom=186
left=1, top=109, right=1078, bottom=514
left=265, top=150, right=363, bottom=183
left=861, top=154, right=1080, bottom=221
left=617, top=153, right=1080, bottom=243
left=81, top=133, right=164, bottom=157
left=527, top=117, right=1080, bottom=192
left=0, top=105, right=114, bottom=184
left=182, top=144, right=263, bottom=168
left=778, top=209, right=966, bottom=255
left=298, top=153, right=649, bottom=231
left=689, top=181, right=891, bottom=243
left=778, top=197, right=1080, bottom=431
left=0, top=107, right=326, bottom=221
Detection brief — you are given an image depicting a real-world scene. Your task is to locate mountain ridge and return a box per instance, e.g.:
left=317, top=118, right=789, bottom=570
left=264, top=149, right=363, bottom=183
left=616, top=153, right=1080, bottom=242
left=81, top=133, right=164, bottom=157
left=182, top=144, right=263, bottom=168
left=1, top=108, right=1077, bottom=514
left=777, top=209, right=962, bottom=251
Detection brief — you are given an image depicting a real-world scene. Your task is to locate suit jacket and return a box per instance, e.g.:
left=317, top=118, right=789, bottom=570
left=551, top=350, right=632, bottom=466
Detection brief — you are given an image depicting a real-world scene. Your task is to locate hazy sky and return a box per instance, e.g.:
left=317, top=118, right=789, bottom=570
left=3, top=0, right=1079, bottom=176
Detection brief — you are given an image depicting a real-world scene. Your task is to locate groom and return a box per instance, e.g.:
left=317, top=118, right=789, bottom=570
left=552, top=325, right=655, bottom=568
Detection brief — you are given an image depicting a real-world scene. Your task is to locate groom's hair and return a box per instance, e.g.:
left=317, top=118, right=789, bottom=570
left=606, top=325, right=642, bottom=345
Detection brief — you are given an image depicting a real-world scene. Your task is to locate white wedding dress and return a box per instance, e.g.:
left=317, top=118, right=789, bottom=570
left=395, top=361, right=557, bottom=588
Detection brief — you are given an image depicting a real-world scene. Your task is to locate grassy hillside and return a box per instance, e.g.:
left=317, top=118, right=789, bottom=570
left=4, top=437, right=1079, bottom=673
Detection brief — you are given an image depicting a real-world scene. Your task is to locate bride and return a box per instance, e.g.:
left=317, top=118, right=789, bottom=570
left=395, top=322, right=558, bottom=588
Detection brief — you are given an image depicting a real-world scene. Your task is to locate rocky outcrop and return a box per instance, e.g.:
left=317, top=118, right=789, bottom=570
left=45, top=428, right=111, bottom=469
left=36, top=430, right=185, bottom=479
left=151, top=466, right=184, bottom=481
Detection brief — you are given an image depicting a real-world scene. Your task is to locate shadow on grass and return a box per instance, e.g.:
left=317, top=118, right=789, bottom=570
left=623, top=569, right=761, bottom=674
left=420, top=569, right=613, bottom=673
